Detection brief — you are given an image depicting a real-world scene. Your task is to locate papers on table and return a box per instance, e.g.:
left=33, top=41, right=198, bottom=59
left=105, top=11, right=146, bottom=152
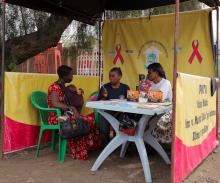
left=137, top=104, right=160, bottom=109
left=144, top=102, right=172, bottom=106
left=101, top=100, right=171, bottom=109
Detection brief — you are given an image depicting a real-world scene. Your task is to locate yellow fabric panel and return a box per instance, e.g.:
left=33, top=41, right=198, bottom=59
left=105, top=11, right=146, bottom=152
left=176, top=73, right=216, bottom=146
left=102, top=9, right=216, bottom=89
left=4, top=72, right=99, bottom=125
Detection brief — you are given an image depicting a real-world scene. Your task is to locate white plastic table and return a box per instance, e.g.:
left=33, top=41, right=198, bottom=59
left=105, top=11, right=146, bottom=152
left=86, top=100, right=172, bottom=182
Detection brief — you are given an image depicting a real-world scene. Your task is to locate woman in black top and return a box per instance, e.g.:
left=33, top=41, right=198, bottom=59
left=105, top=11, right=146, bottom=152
left=98, top=67, right=130, bottom=147
left=98, top=67, right=130, bottom=100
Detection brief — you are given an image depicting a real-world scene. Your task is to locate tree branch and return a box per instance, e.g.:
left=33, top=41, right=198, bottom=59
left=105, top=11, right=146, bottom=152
left=0, top=14, right=72, bottom=70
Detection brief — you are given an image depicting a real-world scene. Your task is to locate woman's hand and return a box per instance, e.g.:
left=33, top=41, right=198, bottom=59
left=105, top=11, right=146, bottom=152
left=71, top=106, right=79, bottom=118
left=58, top=115, right=68, bottom=123
left=102, top=88, right=108, bottom=98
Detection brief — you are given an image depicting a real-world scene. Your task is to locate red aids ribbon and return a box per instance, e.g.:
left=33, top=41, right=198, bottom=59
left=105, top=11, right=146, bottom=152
left=113, top=44, right=124, bottom=65
left=188, top=40, right=203, bottom=64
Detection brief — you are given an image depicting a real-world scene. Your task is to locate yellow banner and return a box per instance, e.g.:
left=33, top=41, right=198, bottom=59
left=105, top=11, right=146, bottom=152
left=5, top=72, right=99, bottom=125
left=102, top=9, right=215, bottom=89
left=176, top=73, right=216, bottom=146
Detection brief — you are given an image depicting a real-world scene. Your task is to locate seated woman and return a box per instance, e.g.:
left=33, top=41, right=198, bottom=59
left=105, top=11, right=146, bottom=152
left=48, top=65, right=100, bottom=160
left=98, top=67, right=130, bottom=100
left=97, top=67, right=130, bottom=147
left=146, top=63, right=172, bottom=144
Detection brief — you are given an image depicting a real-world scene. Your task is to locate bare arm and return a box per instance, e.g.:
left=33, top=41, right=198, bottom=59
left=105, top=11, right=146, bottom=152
left=51, top=90, right=79, bottom=117
left=51, top=90, right=69, bottom=110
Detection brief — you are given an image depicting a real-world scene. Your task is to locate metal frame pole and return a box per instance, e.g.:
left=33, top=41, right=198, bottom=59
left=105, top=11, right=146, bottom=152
left=1, top=0, right=6, bottom=158
left=215, top=2, right=219, bottom=136
left=212, top=0, right=219, bottom=138
left=216, top=7, right=219, bottom=72
left=171, top=0, right=180, bottom=182
left=98, top=19, right=102, bottom=87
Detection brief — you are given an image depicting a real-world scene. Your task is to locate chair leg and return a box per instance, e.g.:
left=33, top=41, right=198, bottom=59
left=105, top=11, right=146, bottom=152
left=51, top=130, right=56, bottom=152
left=94, top=109, right=100, bottom=128
left=36, top=129, right=44, bottom=158
left=58, top=136, right=67, bottom=163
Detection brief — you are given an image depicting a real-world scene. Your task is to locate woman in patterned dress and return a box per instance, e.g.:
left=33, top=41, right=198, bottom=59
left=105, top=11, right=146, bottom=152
left=146, top=63, right=173, bottom=144
left=48, top=65, right=100, bottom=160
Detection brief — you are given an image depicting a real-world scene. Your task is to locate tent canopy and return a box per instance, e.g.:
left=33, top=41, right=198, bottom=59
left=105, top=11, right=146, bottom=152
left=5, top=0, right=218, bottom=25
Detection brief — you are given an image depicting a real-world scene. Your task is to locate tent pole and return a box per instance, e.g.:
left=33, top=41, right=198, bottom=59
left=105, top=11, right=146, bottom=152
left=0, top=0, right=6, bottom=159
left=216, top=4, right=219, bottom=136
left=98, top=19, right=102, bottom=87
left=212, top=0, right=220, bottom=136
left=171, top=0, right=180, bottom=182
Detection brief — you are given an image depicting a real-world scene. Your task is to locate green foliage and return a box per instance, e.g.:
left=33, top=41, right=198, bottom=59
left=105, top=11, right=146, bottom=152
left=8, top=62, right=16, bottom=71
left=105, top=10, right=144, bottom=19
left=62, top=22, right=97, bottom=60
left=0, top=3, right=51, bottom=70
left=180, top=0, right=202, bottom=11
left=0, top=4, right=50, bottom=40
left=105, top=0, right=202, bottom=18
left=153, top=0, right=202, bottom=14
left=75, top=23, right=96, bottom=49
left=63, top=44, right=78, bottom=61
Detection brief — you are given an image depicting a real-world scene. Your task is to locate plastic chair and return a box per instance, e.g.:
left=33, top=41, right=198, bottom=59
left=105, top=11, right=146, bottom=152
left=88, top=91, right=100, bottom=127
left=31, top=91, right=67, bottom=163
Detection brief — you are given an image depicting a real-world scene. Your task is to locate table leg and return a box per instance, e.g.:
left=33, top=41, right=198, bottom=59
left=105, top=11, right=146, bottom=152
left=144, top=134, right=171, bottom=164
left=92, top=109, right=127, bottom=171
left=91, top=134, right=127, bottom=171
left=120, top=141, right=130, bottom=158
left=98, top=110, right=119, bottom=133
left=135, top=138, right=152, bottom=183
left=144, top=115, right=171, bottom=165
left=120, top=115, right=150, bottom=158
left=92, top=111, right=155, bottom=183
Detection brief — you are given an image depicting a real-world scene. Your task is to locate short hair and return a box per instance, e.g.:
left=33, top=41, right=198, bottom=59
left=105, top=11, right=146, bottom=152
left=147, top=63, right=166, bottom=79
left=110, top=67, right=122, bottom=76
left=57, top=65, right=73, bottom=78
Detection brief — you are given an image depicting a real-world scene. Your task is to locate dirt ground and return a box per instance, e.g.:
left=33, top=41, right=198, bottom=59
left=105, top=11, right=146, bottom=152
left=0, top=142, right=219, bottom=183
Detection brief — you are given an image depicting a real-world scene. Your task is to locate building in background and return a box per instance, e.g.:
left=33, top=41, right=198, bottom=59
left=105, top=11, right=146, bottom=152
left=16, top=44, right=102, bottom=76
left=16, top=43, right=63, bottom=74
left=76, top=50, right=102, bottom=76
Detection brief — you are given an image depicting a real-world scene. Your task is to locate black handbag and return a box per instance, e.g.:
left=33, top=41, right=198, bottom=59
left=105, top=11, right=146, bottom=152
left=118, top=113, right=137, bottom=134
left=60, top=116, right=73, bottom=139
left=71, top=117, right=90, bottom=138
left=60, top=111, right=90, bottom=139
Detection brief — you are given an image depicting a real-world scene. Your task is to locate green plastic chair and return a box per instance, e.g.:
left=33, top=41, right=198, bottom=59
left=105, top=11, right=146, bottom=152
left=31, top=91, right=67, bottom=163
left=88, top=91, right=100, bottom=127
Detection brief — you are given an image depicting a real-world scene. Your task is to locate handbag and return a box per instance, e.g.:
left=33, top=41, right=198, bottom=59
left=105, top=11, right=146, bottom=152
left=59, top=115, right=74, bottom=139
left=59, top=111, right=89, bottom=139
left=118, top=113, right=137, bottom=136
